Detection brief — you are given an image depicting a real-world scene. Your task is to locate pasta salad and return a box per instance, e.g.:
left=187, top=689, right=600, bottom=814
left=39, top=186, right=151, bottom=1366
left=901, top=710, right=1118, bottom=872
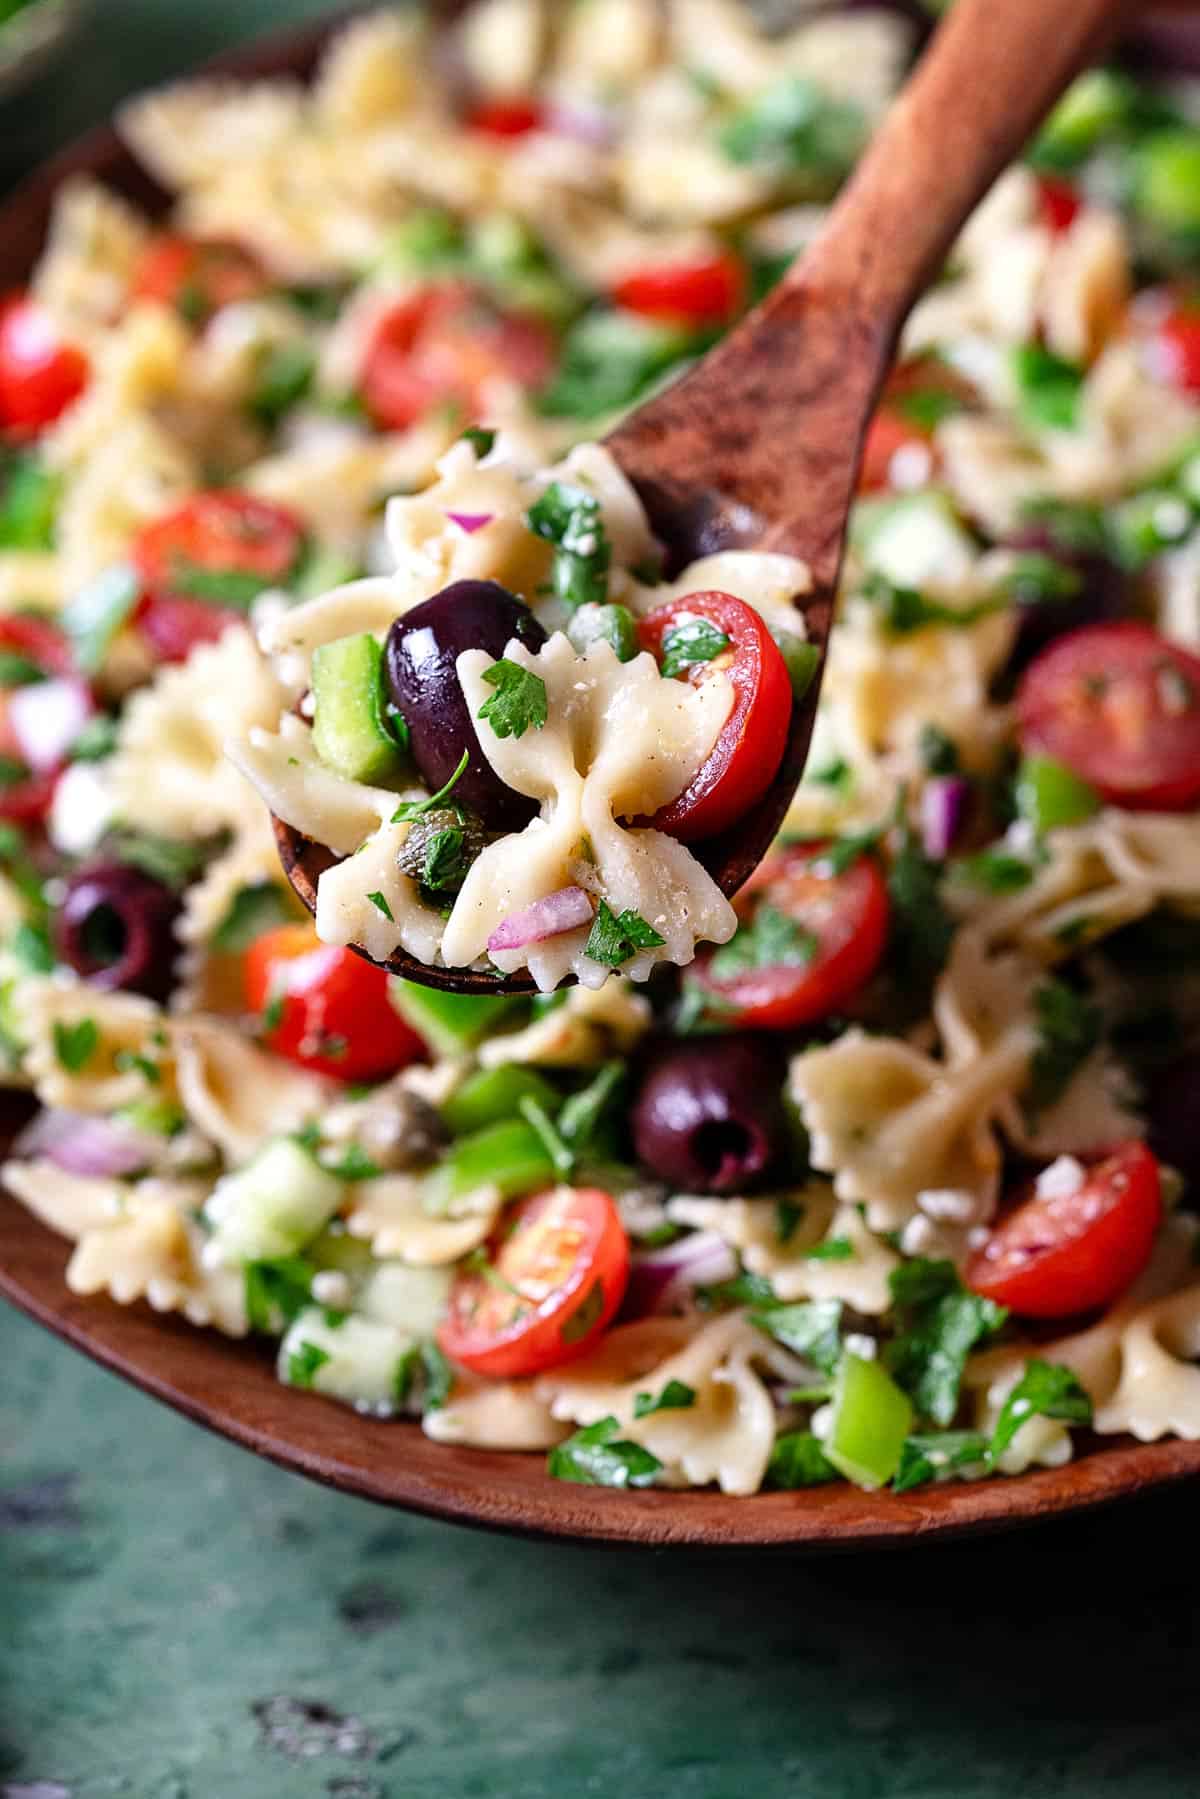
left=2, top=0, right=1200, bottom=1500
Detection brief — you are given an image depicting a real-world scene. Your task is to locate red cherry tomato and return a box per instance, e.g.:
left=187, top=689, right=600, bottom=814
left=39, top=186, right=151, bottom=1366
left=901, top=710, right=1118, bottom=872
left=859, top=406, right=936, bottom=494
left=1036, top=174, right=1083, bottom=236
left=244, top=923, right=426, bottom=1082
left=967, top=1142, right=1162, bottom=1319
left=1141, top=293, right=1200, bottom=395
left=131, top=235, right=269, bottom=325
left=438, top=1186, right=629, bottom=1378
left=612, top=250, right=746, bottom=329
left=361, top=281, right=555, bottom=432
left=636, top=590, right=792, bottom=843
left=0, top=615, right=91, bottom=822
left=0, top=295, right=89, bottom=437
left=132, top=490, right=307, bottom=661
left=859, top=357, right=976, bottom=493
left=1017, top=622, right=1200, bottom=812
left=466, top=98, right=544, bottom=138
left=691, top=841, right=890, bottom=1031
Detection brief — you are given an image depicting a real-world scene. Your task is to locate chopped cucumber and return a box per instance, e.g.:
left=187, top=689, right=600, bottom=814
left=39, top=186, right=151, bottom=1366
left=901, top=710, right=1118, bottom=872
left=851, top=491, right=977, bottom=591
left=278, top=1306, right=415, bottom=1413
left=205, top=1138, right=344, bottom=1265
left=440, top=1064, right=560, bottom=1136
left=1014, top=754, right=1100, bottom=833
left=421, top=1118, right=555, bottom=1216
left=311, top=633, right=405, bottom=784
left=388, top=978, right=526, bottom=1056
left=1138, top=130, right=1200, bottom=235
left=1031, top=70, right=1135, bottom=170
left=358, top=1263, right=453, bottom=1334
left=824, top=1351, right=913, bottom=1490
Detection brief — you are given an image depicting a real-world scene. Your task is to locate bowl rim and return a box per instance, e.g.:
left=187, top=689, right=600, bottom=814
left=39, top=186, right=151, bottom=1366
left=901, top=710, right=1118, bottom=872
left=2, top=3, right=1198, bottom=1551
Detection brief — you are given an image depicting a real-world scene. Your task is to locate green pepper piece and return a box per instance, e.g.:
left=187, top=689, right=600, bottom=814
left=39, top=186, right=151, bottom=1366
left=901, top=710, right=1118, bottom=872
left=824, top=1352, right=913, bottom=1490
left=421, top=1119, right=555, bottom=1216
left=440, top=1066, right=561, bottom=1137
left=388, top=980, right=526, bottom=1057
left=1014, top=754, right=1100, bottom=833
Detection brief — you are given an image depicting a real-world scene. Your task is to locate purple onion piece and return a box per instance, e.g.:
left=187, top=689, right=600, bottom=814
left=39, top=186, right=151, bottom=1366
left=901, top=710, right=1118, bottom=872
left=921, top=775, right=971, bottom=861
left=15, top=1108, right=158, bottom=1178
left=487, top=886, right=595, bottom=954
left=621, top=1231, right=740, bottom=1320
left=8, top=679, right=92, bottom=773
left=445, top=511, right=494, bottom=535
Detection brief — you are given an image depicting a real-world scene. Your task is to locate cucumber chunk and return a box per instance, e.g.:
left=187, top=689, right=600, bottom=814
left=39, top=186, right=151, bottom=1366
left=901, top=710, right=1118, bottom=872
left=311, top=632, right=405, bottom=784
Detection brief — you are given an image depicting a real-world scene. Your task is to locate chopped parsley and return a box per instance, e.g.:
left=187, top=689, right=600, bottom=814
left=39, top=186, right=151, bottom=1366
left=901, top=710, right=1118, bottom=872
left=248, top=342, right=316, bottom=427
left=526, top=481, right=611, bottom=611
left=393, top=1339, right=454, bottom=1414
left=806, top=1237, right=854, bottom=1262
left=476, top=659, right=549, bottom=739
left=165, top=560, right=269, bottom=610
left=68, top=714, right=118, bottom=763
left=420, top=826, right=471, bottom=893
left=211, top=882, right=294, bottom=954
left=322, top=1144, right=382, bottom=1182
left=953, top=847, right=1038, bottom=894
left=775, top=1199, right=805, bottom=1245
left=893, top=387, right=967, bottom=431
left=539, top=309, right=703, bottom=421
left=918, top=723, right=961, bottom=777
left=719, top=74, right=865, bottom=185
left=245, top=1256, right=316, bottom=1333
left=658, top=617, right=731, bottom=680
left=0, top=452, right=60, bottom=550
left=750, top=1298, right=843, bottom=1375
left=886, top=803, right=957, bottom=993
left=997, top=552, right=1085, bottom=608
left=0, top=650, right=46, bottom=689
left=286, top=1341, right=331, bottom=1389
left=698, top=1270, right=778, bottom=1312
left=61, top=564, right=141, bottom=677
left=11, top=920, right=54, bottom=973
left=892, top=1430, right=990, bottom=1494
left=1012, top=343, right=1084, bottom=432
left=556, top=1061, right=627, bottom=1166
left=460, top=426, right=497, bottom=459
left=52, top=1017, right=99, bottom=1073
left=885, top=1259, right=1008, bottom=1428
left=585, top=899, right=666, bottom=968
left=765, top=1431, right=841, bottom=1489
left=864, top=572, right=1001, bottom=634
left=366, top=891, right=394, bottom=922
left=633, top=1380, right=696, bottom=1419
left=988, top=1358, right=1093, bottom=1465
left=708, top=903, right=817, bottom=982
left=108, top=830, right=216, bottom=890
left=548, top=1416, right=663, bottom=1489
left=113, top=1049, right=162, bottom=1085
left=391, top=750, right=471, bottom=824
left=1027, top=979, right=1104, bottom=1119
left=517, top=1094, right=576, bottom=1181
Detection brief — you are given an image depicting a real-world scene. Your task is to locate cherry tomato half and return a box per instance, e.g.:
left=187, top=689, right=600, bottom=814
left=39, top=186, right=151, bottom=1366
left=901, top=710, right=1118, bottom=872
left=0, top=295, right=89, bottom=437
left=1036, top=174, right=1083, bottom=236
left=0, top=615, right=91, bottom=822
left=244, top=923, right=427, bottom=1082
left=691, top=841, right=890, bottom=1031
left=131, top=235, right=269, bottom=326
left=438, top=1186, right=629, bottom=1379
left=613, top=250, right=746, bottom=329
left=637, top=590, right=792, bottom=843
left=1140, top=290, right=1200, bottom=396
left=132, top=490, right=307, bottom=661
left=466, top=98, right=544, bottom=138
left=1017, top=622, right=1200, bottom=811
left=361, top=281, right=555, bottom=433
left=967, top=1142, right=1162, bottom=1319
left=859, top=357, right=976, bottom=493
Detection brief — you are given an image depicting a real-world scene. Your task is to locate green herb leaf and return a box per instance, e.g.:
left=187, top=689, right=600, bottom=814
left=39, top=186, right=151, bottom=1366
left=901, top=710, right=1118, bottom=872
left=526, top=481, right=611, bottom=611
left=548, top=1416, right=663, bottom=1488
left=719, top=74, right=865, bottom=185
left=806, top=1237, right=854, bottom=1263
left=698, top=1270, right=779, bottom=1311
left=11, top=919, right=54, bottom=973
left=460, top=426, right=497, bottom=459
left=988, top=1358, right=1093, bottom=1465
left=391, top=749, right=471, bottom=824
left=918, top=723, right=961, bottom=777
left=0, top=452, right=61, bottom=550
left=108, top=830, right=216, bottom=890
left=68, top=714, right=118, bottom=763
left=0, top=650, right=46, bottom=689
left=249, top=342, right=316, bottom=426
left=584, top=898, right=666, bottom=968
left=419, top=1340, right=454, bottom=1413
left=245, top=1255, right=316, bottom=1333
left=539, top=309, right=705, bottom=421
left=52, top=1017, right=98, bottom=1073
left=165, top=559, right=270, bottom=611
left=885, top=1259, right=1008, bottom=1427
left=1027, top=979, right=1103, bottom=1119
left=864, top=572, right=1001, bottom=634
left=366, top=890, right=394, bottom=923
left=997, top=552, right=1085, bottom=607
left=322, top=1144, right=382, bottom=1183
left=893, top=388, right=966, bottom=431
left=557, top=1062, right=627, bottom=1165
left=708, top=903, right=817, bottom=982
left=765, top=1430, right=842, bottom=1489
left=775, top=1198, right=805, bottom=1245
left=211, top=882, right=294, bottom=955
left=286, top=1341, right=331, bottom=1388
left=888, top=804, right=957, bottom=992
left=113, top=1049, right=162, bottom=1085
left=750, top=1298, right=843, bottom=1375
left=477, top=659, right=548, bottom=739
left=953, top=848, right=1038, bottom=894
left=517, top=1094, right=576, bottom=1180
left=659, top=617, right=731, bottom=680
left=61, top=565, right=141, bottom=676
left=632, top=1379, right=697, bottom=1419
left=893, top=1430, right=990, bottom=1494
left=1012, top=343, right=1084, bottom=432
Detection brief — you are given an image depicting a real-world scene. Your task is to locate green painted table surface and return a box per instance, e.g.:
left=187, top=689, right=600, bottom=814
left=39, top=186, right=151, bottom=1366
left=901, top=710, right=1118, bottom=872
left=4, top=8, right=1200, bottom=1795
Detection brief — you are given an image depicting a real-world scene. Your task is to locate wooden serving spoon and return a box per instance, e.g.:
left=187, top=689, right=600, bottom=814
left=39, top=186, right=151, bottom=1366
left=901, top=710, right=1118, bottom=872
left=275, top=0, right=1127, bottom=995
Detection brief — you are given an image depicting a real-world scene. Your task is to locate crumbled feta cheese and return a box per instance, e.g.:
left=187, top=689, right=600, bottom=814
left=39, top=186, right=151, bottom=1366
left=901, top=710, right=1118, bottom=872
left=311, top=1270, right=354, bottom=1309
left=1035, top=1155, right=1087, bottom=1202
left=844, top=1333, right=877, bottom=1361
left=899, top=1214, right=942, bottom=1257
left=810, top=1403, right=833, bottom=1441
left=48, top=761, right=115, bottom=857
left=918, top=1187, right=982, bottom=1224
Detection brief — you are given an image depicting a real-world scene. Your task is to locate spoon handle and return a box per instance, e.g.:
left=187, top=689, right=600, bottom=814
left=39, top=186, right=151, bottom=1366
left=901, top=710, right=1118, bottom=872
left=607, top=0, right=1128, bottom=586
left=804, top=0, right=1128, bottom=323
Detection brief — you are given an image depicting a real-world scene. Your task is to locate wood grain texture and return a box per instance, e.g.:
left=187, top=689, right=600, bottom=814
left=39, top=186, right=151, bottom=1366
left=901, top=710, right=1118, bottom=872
left=2, top=3, right=1199, bottom=1550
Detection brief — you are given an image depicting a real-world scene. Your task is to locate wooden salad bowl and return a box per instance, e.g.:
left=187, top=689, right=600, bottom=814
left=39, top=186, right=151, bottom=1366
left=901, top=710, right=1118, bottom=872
left=3, top=5, right=1200, bottom=1548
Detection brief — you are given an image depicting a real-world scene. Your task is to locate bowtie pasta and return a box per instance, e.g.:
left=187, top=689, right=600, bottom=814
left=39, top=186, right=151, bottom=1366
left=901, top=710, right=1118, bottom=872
left=2, top=1, right=1200, bottom=1504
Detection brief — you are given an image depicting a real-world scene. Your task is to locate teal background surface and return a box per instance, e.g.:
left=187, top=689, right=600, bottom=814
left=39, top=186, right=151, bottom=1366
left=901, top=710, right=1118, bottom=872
left=3, top=5, right=1200, bottom=1795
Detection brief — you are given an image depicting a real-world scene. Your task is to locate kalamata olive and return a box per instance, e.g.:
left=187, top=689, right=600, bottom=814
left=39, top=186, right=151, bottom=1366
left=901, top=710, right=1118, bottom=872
left=1125, top=13, right=1200, bottom=76
left=384, top=580, right=546, bottom=833
left=54, top=861, right=180, bottom=1001
left=1147, top=1054, right=1200, bottom=1199
left=1002, top=533, right=1131, bottom=674
left=632, top=1036, right=788, bottom=1195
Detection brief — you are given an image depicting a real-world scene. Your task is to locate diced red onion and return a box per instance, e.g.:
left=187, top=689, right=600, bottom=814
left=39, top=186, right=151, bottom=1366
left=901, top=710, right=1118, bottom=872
left=622, top=1230, right=739, bottom=1319
left=8, top=679, right=93, bottom=774
left=921, top=775, right=971, bottom=861
left=487, top=886, right=595, bottom=954
left=545, top=100, right=616, bottom=149
left=445, top=511, right=494, bottom=536
left=15, top=1107, right=157, bottom=1179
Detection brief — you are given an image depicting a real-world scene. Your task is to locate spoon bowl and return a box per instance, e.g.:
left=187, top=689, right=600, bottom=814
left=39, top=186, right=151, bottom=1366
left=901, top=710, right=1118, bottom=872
left=272, top=0, right=1128, bottom=996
